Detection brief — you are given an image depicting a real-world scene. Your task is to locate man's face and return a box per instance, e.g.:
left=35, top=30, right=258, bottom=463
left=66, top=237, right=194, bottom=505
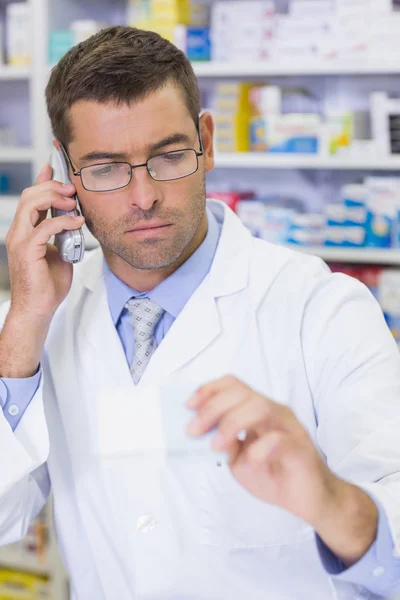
left=65, top=84, right=214, bottom=271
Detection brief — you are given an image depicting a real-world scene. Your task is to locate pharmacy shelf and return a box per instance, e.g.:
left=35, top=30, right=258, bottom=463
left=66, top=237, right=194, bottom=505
left=0, top=289, right=10, bottom=303
left=214, top=153, right=400, bottom=171
left=193, top=59, right=400, bottom=78
left=286, top=245, right=400, bottom=265
left=0, top=194, right=19, bottom=203
left=0, top=147, right=34, bottom=163
left=0, top=66, right=31, bottom=80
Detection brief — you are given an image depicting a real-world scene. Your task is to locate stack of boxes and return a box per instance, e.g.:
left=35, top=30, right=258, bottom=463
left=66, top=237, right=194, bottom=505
left=215, top=81, right=392, bottom=158
left=325, top=178, right=400, bottom=249
left=225, top=176, right=400, bottom=250
left=127, top=0, right=210, bottom=60
left=49, top=20, right=107, bottom=66
left=273, top=0, right=333, bottom=61
left=249, top=85, right=322, bottom=154
left=211, top=1, right=276, bottom=62
left=209, top=0, right=398, bottom=63
left=1, top=2, right=31, bottom=66
left=214, top=83, right=255, bottom=152
left=330, top=264, right=400, bottom=347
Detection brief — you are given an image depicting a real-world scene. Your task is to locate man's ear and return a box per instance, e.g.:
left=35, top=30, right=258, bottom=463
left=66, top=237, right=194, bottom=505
left=199, top=112, right=215, bottom=174
left=53, top=139, right=62, bottom=150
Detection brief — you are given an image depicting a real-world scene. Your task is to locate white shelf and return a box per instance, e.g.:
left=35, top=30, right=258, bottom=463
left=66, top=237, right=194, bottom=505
left=0, top=147, right=34, bottom=163
left=193, top=59, right=400, bottom=78
left=214, top=153, right=400, bottom=171
left=0, top=66, right=31, bottom=80
left=286, top=245, right=400, bottom=265
left=0, top=194, right=19, bottom=202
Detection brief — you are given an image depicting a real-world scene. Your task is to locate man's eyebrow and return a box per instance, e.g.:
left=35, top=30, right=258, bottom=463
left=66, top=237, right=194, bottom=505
left=147, top=132, right=193, bottom=153
left=78, top=132, right=194, bottom=165
left=79, top=151, right=128, bottom=165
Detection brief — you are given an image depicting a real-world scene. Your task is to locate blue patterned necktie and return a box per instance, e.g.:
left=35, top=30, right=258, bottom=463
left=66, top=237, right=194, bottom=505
left=125, top=298, right=165, bottom=384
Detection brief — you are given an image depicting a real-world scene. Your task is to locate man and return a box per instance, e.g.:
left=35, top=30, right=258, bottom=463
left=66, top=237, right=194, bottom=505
left=0, top=25, right=399, bottom=600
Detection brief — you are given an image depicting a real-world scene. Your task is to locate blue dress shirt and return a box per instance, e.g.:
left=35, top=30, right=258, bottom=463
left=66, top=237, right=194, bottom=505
left=0, top=205, right=399, bottom=596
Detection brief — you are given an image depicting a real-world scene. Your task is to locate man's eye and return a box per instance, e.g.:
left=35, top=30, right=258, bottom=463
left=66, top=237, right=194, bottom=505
left=91, top=165, right=114, bottom=177
left=162, top=152, right=185, bottom=162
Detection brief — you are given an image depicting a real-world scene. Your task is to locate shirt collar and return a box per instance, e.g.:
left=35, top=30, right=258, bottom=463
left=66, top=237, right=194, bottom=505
left=103, top=207, right=221, bottom=325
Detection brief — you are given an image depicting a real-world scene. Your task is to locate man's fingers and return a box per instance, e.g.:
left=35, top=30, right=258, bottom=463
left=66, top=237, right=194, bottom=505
left=211, top=397, right=284, bottom=451
left=187, top=385, right=250, bottom=436
left=33, top=214, right=84, bottom=248
left=243, top=431, right=299, bottom=480
left=35, top=163, right=53, bottom=185
left=187, top=375, right=242, bottom=409
left=13, top=188, right=77, bottom=237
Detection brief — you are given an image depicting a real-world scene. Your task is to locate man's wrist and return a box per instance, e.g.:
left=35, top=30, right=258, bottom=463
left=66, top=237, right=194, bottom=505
left=313, top=477, right=378, bottom=567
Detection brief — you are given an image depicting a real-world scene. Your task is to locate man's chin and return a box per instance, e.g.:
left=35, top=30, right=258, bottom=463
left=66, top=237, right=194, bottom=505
left=119, top=249, right=182, bottom=271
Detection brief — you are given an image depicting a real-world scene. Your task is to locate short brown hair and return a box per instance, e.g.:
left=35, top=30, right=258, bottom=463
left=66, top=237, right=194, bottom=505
left=45, top=26, right=201, bottom=145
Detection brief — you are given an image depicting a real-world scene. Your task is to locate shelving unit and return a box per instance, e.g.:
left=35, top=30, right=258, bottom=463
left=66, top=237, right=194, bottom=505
left=0, top=147, right=34, bottom=163
left=193, top=59, right=400, bottom=78
left=0, top=66, right=31, bottom=80
left=285, top=246, right=400, bottom=265
left=214, top=153, right=400, bottom=171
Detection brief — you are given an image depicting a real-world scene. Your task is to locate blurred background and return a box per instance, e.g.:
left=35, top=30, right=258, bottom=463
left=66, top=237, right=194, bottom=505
left=1, top=0, right=400, bottom=597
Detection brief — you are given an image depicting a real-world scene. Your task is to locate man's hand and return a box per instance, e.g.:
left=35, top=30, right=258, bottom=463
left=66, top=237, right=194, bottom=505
left=187, top=375, right=378, bottom=567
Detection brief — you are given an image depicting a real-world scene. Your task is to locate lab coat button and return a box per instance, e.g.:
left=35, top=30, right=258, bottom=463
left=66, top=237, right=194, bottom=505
left=372, top=566, right=385, bottom=577
left=8, top=404, right=20, bottom=417
left=136, top=515, right=156, bottom=533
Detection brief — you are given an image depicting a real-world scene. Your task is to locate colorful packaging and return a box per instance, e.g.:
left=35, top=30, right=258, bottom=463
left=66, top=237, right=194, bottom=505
left=0, top=569, right=50, bottom=599
left=249, top=86, right=281, bottom=152
left=264, top=114, right=321, bottom=154
left=365, top=212, right=392, bottom=248
left=0, top=175, right=9, bottom=195
left=378, top=269, right=400, bottom=345
left=236, top=200, right=266, bottom=238
left=325, top=203, right=367, bottom=228
left=208, top=191, right=255, bottom=213
left=342, top=183, right=367, bottom=208
left=48, top=30, right=75, bottom=65
left=323, top=226, right=365, bottom=247
left=262, top=207, right=295, bottom=244
left=215, top=83, right=254, bottom=152
left=175, top=25, right=210, bottom=60
left=326, top=111, right=353, bottom=155
left=286, top=213, right=325, bottom=246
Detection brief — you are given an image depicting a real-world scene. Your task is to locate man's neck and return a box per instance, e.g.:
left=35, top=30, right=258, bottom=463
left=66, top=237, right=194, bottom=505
left=103, top=213, right=208, bottom=293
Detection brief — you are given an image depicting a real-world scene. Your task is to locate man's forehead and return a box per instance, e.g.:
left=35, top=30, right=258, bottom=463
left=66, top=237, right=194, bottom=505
left=70, top=84, right=190, bottom=124
left=68, top=93, right=194, bottom=148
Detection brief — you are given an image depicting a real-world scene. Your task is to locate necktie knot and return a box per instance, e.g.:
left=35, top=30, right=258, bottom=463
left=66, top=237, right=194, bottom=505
left=125, top=298, right=165, bottom=342
left=125, top=298, right=165, bottom=384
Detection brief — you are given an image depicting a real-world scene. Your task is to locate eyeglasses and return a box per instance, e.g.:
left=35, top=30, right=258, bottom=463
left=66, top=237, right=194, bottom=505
left=61, top=121, right=204, bottom=193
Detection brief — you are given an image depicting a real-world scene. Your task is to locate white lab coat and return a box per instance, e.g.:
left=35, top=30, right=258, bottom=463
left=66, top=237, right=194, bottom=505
left=0, top=200, right=399, bottom=600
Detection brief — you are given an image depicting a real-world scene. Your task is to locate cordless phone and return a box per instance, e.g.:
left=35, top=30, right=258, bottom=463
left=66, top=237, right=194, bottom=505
left=50, top=147, right=85, bottom=263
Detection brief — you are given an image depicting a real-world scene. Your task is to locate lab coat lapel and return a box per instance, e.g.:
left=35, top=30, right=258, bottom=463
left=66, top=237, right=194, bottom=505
left=76, top=249, right=133, bottom=391
left=138, top=202, right=253, bottom=386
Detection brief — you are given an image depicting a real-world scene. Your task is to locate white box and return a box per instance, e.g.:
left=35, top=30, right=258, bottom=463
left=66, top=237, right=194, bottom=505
left=0, top=23, right=3, bottom=65
left=70, top=20, right=107, bottom=44
left=289, top=0, right=334, bottom=17
left=5, top=2, right=31, bottom=66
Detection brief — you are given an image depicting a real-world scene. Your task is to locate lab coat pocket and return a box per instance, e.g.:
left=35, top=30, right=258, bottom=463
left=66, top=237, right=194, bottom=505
left=195, top=463, right=314, bottom=548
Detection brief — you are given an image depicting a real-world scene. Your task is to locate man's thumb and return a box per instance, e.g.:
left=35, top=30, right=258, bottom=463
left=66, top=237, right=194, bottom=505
left=35, top=162, right=53, bottom=185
